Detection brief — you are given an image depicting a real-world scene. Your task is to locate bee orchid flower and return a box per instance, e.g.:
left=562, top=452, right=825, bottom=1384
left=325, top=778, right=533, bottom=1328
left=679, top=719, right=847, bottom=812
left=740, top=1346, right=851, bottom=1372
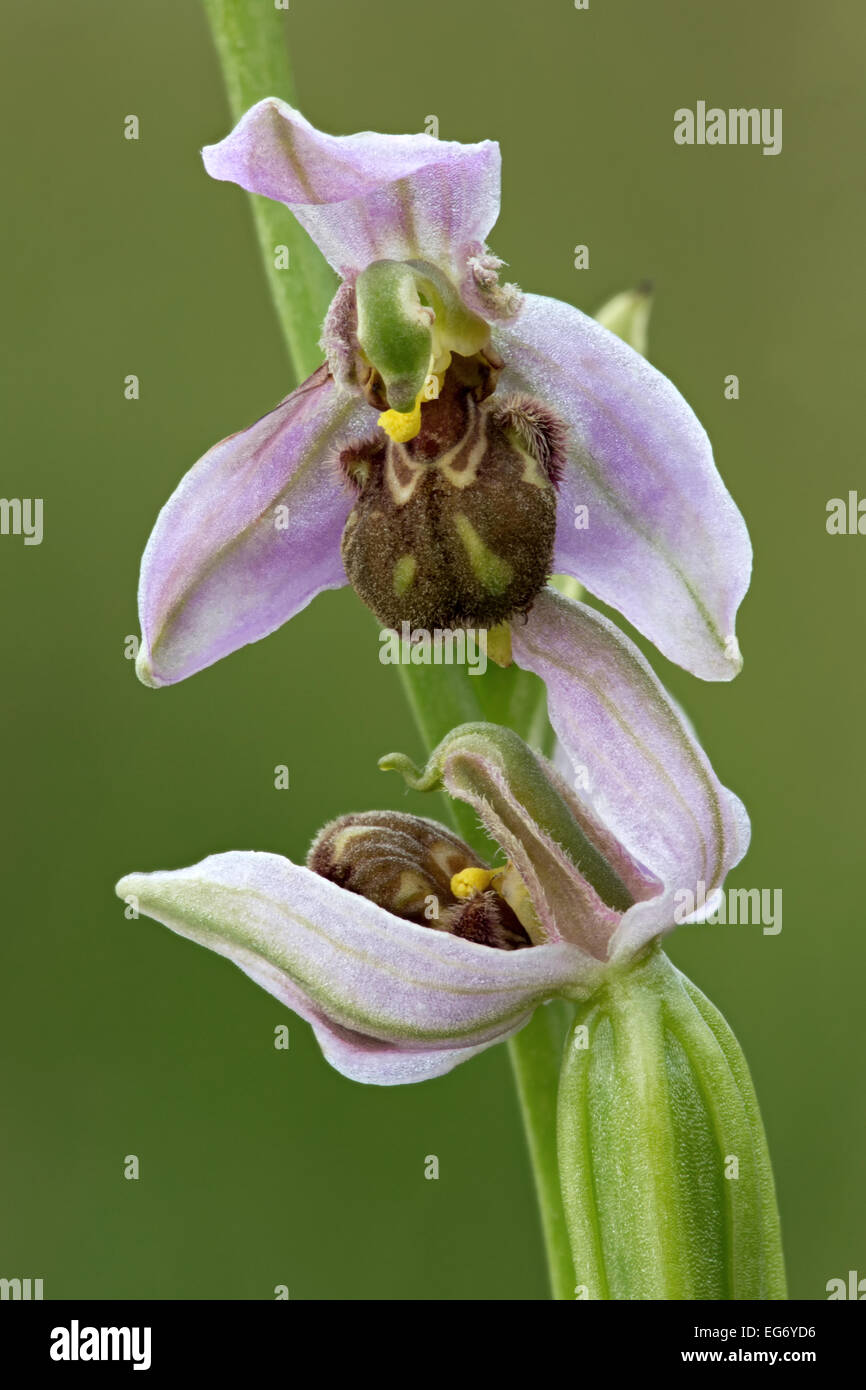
left=134, top=100, right=751, bottom=690
left=117, top=590, right=748, bottom=1085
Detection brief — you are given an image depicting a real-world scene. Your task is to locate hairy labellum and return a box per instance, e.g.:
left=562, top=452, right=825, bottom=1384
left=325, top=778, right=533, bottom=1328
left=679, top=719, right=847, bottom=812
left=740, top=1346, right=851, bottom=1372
left=339, top=353, right=565, bottom=631
left=307, top=810, right=531, bottom=950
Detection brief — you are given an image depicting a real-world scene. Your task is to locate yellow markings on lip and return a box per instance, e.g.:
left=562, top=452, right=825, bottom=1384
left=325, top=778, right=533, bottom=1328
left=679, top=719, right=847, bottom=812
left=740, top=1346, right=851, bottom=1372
left=331, top=824, right=375, bottom=859
left=453, top=513, right=513, bottom=595
left=393, top=554, right=417, bottom=596
left=512, top=440, right=552, bottom=489
left=430, top=840, right=467, bottom=880
left=436, top=400, right=487, bottom=489
left=392, top=870, right=432, bottom=909
left=485, top=621, right=513, bottom=668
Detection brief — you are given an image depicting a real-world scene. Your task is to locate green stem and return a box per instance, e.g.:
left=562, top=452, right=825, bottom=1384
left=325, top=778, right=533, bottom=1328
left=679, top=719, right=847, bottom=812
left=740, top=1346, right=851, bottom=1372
left=394, top=656, right=574, bottom=1298
left=508, top=1001, right=578, bottom=1300
left=395, top=660, right=487, bottom=851
left=201, top=0, right=337, bottom=379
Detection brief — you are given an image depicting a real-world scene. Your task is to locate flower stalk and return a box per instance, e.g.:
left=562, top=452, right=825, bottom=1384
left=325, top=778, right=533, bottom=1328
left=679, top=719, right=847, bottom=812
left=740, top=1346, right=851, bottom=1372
left=386, top=663, right=577, bottom=1297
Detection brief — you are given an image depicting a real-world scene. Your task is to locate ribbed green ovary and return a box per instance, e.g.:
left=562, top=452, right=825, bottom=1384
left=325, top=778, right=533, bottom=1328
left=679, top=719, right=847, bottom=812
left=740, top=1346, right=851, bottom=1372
left=557, top=948, right=787, bottom=1301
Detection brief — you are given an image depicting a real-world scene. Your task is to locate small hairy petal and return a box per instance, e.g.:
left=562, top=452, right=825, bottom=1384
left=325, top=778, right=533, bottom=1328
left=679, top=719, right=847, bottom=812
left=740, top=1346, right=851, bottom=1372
left=202, top=99, right=502, bottom=296
left=495, top=293, right=752, bottom=681
left=319, top=282, right=361, bottom=388
left=381, top=724, right=639, bottom=969
left=437, top=748, right=622, bottom=962
left=490, top=394, right=568, bottom=486
left=512, top=589, right=751, bottom=960
left=461, top=251, right=524, bottom=323
left=136, top=365, right=372, bottom=687
left=116, top=853, right=589, bottom=1083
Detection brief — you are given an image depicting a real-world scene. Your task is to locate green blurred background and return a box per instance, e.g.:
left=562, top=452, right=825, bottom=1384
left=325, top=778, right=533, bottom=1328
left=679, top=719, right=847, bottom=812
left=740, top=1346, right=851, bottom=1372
left=1, top=0, right=863, bottom=1300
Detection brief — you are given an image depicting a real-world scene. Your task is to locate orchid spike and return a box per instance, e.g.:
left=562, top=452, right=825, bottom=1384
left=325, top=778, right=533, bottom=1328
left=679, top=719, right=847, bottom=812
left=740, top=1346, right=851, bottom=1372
left=134, top=101, right=751, bottom=690
left=117, top=591, right=748, bottom=1085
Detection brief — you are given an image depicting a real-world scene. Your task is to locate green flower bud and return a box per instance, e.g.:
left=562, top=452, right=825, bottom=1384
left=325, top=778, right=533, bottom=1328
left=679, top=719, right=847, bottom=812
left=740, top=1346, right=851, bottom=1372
left=594, top=281, right=653, bottom=356
left=558, top=947, right=787, bottom=1300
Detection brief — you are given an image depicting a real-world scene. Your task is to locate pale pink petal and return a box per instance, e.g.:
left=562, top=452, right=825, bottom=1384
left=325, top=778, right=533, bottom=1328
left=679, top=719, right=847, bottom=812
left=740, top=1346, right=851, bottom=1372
left=512, top=589, right=751, bottom=959
left=136, top=365, right=371, bottom=686
left=203, top=99, right=501, bottom=289
left=496, top=294, right=752, bottom=681
left=116, top=852, right=588, bottom=1082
